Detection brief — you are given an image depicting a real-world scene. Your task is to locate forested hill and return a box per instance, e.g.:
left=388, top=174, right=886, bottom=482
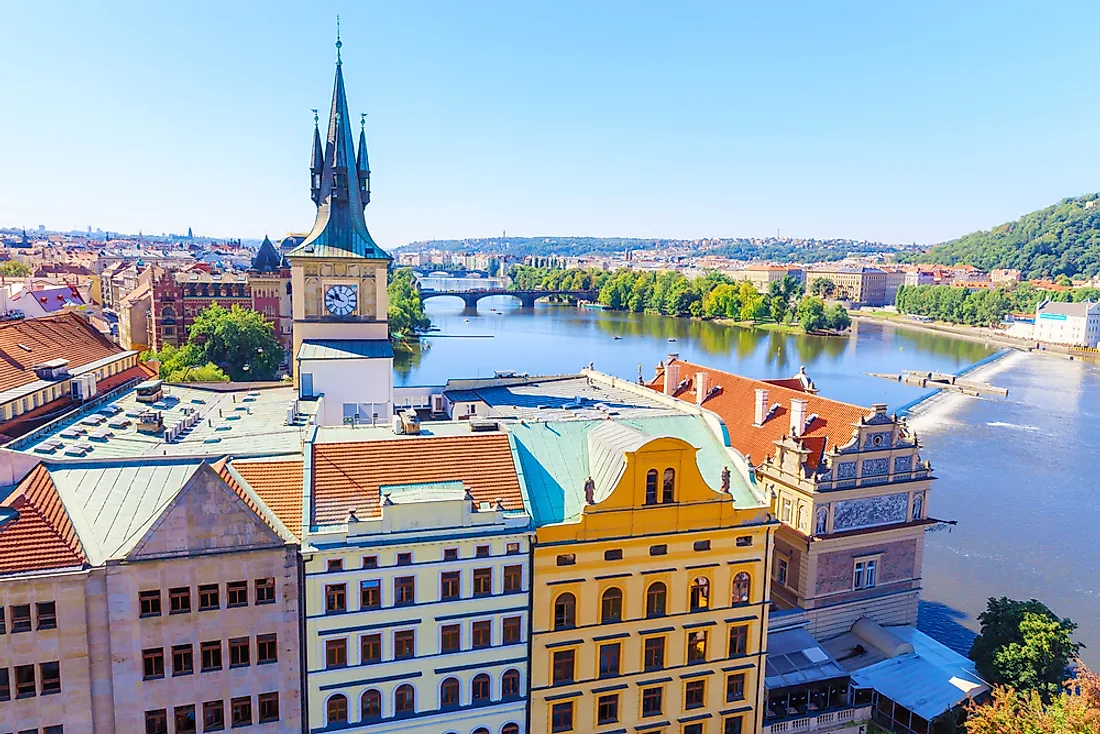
left=909, top=194, right=1100, bottom=278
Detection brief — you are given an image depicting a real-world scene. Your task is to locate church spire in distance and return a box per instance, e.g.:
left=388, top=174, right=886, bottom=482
left=289, top=20, right=389, bottom=261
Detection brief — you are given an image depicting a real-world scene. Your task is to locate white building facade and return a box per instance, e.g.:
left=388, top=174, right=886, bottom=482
left=1034, top=299, right=1100, bottom=347
left=303, top=483, right=532, bottom=734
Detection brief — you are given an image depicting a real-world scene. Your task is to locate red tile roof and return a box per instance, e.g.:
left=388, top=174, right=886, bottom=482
left=647, top=359, right=869, bottom=470
left=232, top=459, right=304, bottom=540
left=0, top=464, right=86, bottom=575
left=0, top=312, right=126, bottom=394
left=211, top=458, right=294, bottom=540
left=311, top=434, right=524, bottom=526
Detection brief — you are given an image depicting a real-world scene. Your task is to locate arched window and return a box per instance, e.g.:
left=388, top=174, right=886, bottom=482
left=395, top=684, right=415, bottom=715
left=600, top=587, right=623, bottom=624
left=472, top=673, right=491, bottom=703
left=646, top=582, right=667, bottom=618
left=326, top=694, right=348, bottom=724
left=732, top=572, right=751, bottom=604
left=690, top=577, right=710, bottom=611
left=645, top=469, right=658, bottom=505
left=503, top=724, right=520, bottom=734
left=553, top=592, right=576, bottom=630
left=662, top=468, right=675, bottom=503
left=912, top=493, right=923, bottom=521
left=796, top=503, right=805, bottom=531
left=361, top=689, right=381, bottom=720
left=162, top=306, right=175, bottom=319
left=502, top=669, right=521, bottom=699
left=816, top=506, right=828, bottom=535
left=440, top=677, right=460, bottom=709
left=473, top=729, right=490, bottom=734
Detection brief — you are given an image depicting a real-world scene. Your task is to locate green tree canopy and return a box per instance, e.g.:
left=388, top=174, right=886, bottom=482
left=139, top=343, right=229, bottom=383
left=187, top=304, right=282, bottom=381
left=969, top=597, right=1083, bottom=701
left=826, top=303, right=851, bottom=331
left=388, top=268, right=430, bottom=339
left=0, top=260, right=32, bottom=277
left=966, top=665, right=1100, bottom=734
left=797, top=297, right=829, bottom=333
left=809, top=277, right=836, bottom=298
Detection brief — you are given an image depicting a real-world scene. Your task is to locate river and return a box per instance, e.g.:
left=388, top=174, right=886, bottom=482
left=396, top=297, right=1098, bottom=662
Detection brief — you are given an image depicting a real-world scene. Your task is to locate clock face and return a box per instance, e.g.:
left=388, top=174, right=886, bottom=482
left=324, top=284, right=357, bottom=316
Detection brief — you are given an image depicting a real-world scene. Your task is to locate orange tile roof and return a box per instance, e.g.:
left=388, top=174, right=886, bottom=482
left=231, top=459, right=305, bottom=540
left=210, top=458, right=296, bottom=540
left=311, top=434, right=524, bottom=526
left=0, top=464, right=86, bottom=575
left=646, top=359, right=869, bottom=470
left=0, top=312, right=125, bottom=393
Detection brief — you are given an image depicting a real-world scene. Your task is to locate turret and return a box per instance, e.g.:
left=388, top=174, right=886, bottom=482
left=310, top=111, right=324, bottom=205
left=357, top=114, right=371, bottom=208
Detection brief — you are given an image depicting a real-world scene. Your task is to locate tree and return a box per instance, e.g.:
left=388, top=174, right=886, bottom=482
left=0, top=260, right=32, bottom=277
left=809, top=277, right=836, bottom=298
left=969, top=597, right=1083, bottom=701
left=140, top=344, right=229, bottom=383
left=388, top=268, right=430, bottom=339
left=966, top=665, right=1100, bottom=734
left=188, top=304, right=282, bottom=381
left=797, top=297, right=829, bottom=333
left=826, top=303, right=851, bottom=331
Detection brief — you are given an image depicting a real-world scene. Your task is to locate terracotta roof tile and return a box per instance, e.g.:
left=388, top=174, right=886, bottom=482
left=311, top=434, right=523, bottom=526
left=0, top=312, right=125, bottom=393
left=0, top=464, right=86, bottom=575
left=647, top=359, right=869, bottom=470
left=231, top=459, right=304, bottom=540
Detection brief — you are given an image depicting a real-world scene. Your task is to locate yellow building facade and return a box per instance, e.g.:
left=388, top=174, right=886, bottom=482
left=528, top=426, right=777, bottom=734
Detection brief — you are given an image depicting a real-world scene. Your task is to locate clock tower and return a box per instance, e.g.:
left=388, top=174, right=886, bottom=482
left=287, top=31, right=395, bottom=425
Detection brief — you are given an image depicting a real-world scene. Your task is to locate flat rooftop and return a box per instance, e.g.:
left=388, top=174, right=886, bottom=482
left=10, top=383, right=310, bottom=460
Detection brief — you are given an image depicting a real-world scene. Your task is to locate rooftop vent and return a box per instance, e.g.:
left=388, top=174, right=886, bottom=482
left=469, top=418, right=499, bottom=433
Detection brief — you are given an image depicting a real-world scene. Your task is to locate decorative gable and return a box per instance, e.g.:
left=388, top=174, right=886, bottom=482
left=126, top=463, right=287, bottom=561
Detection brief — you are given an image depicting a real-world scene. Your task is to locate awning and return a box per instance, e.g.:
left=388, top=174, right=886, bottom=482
left=765, top=626, right=848, bottom=690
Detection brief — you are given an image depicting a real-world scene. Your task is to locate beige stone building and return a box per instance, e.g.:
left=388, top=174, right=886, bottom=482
left=807, top=265, right=888, bottom=306
left=733, top=265, right=804, bottom=294
left=0, top=456, right=304, bottom=734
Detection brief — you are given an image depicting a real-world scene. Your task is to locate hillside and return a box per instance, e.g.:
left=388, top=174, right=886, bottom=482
left=911, top=194, right=1100, bottom=278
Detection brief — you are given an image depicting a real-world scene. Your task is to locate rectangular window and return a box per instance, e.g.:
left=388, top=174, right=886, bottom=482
left=726, top=672, right=746, bottom=702
left=36, top=601, right=57, bottom=630
left=325, top=638, right=347, bottom=668
left=230, top=697, right=252, bottom=728
left=472, top=619, right=492, bottom=649
left=199, top=584, right=219, bottom=611
left=10, top=604, right=31, bottom=632
left=361, top=633, right=382, bottom=662
left=174, top=705, right=197, bottom=734
left=476, top=544, right=490, bottom=557
left=506, top=542, right=521, bottom=555
left=693, top=539, right=711, bottom=551
left=736, top=535, right=752, bottom=547
left=599, top=642, right=621, bottom=677
left=473, top=567, right=493, bottom=596
left=394, top=630, right=415, bottom=659
left=685, top=725, right=704, bottom=734
left=397, top=552, right=413, bottom=566
left=782, top=497, right=792, bottom=522
left=15, top=664, right=35, bottom=697
left=685, top=679, right=706, bottom=709
left=641, top=686, right=663, bottom=717
left=325, top=583, right=347, bottom=613
left=687, top=630, right=708, bottom=663
left=853, top=562, right=864, bottom=589
left=257, top=634, right=277, bottom=664
left=395, top=576, right=415, bottom=605
left=777, top=558, right=789, bottom=586
left=556, top=553, right=576, bottom=566
left=39, top=661, right=60, bottom=695
left=597, top=693, right=620, bottom=724
left=440, top=571, right=461, bottom=600
left=229, top=637, right=250, bottom=668
left=728, top=625, right=748, bottom=657
left=226, top=581, right=248, bottom=608
left=201, top=641, right=222, bottom=672
left=644, top=636, right=666, bottom=670
left=0, top=607, right=5, bottom=633
left=360, top=579, right=381, bottom=609
left=143, top=648, right=165, bottom=679
left=172, top=644, right=194, bottom=676
left=443, top=547, right=459, bottom=561
left=169, top=587, right=191, bottom=614
left=255, top=578, right=276, bottom=604
left=0, top=668, right=9, bottom=701
left=604, top=548, right=623, bottom=561
left=551, top=701, right=574, bottom=732
left=145, top=709, right=168, bottom=734
left=865, top=559, right=877, bottom=587
left=552, top=649, right=575, bottom=684
left=649, top=544, right=668, bottom=556
left=441, top=624, right=461, bottom=652
left=503, top=564, right=523, bottom=592
left=258, top=692, right=279, bottom=724
left=362, top=555, right=378, bottom=568
left=503, top=616, right=522, bottom=644
left=724, top=715, right=744, bottom=734
left=327, top=558, right=344, bottom=572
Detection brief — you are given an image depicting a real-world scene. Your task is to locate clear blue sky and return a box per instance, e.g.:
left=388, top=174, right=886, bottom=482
left=1, top=1, right=1097, bottom=246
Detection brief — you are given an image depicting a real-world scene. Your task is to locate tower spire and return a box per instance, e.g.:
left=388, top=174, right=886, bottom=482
left=310, top=109, right=324, bottom=204
left=357, top=113, right=371, bottom=208
left=335, top=16, right=342, bottom=64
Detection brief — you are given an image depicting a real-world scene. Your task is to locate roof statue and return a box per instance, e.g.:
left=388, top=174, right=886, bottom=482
left=289, top=25, right=389, bottom=262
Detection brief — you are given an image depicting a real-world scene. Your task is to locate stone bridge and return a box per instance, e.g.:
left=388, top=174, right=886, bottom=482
left=418, top=288, right=599, bottom=309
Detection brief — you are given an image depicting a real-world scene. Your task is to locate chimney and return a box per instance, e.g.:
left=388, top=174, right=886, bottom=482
left=790, top=399, right=809, bottom=438
left=753, top=388, right=769, bottom=426
left=871, top=403, right=888, bottom=415
left=663, top=358, right=680, bottom=396
left=695, top=372, right=709, bottom=405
